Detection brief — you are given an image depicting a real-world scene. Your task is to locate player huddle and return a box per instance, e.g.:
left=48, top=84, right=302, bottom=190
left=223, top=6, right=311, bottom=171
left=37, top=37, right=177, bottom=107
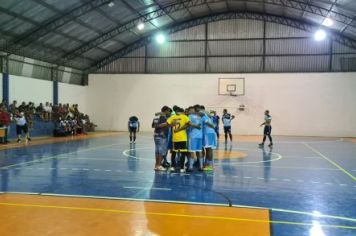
left=152, top=105, right=224, bottom=173
left=148, top=105, right=273, bottom=172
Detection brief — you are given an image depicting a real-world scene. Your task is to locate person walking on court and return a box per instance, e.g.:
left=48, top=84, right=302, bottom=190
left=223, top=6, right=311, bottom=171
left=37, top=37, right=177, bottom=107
left=222, top=109, right=235, bottom=143
left=14, top=111, right=31, bottom=143
left=259, top=110, right=273, bottom=147
left=128, top=116, right=139, bottom=143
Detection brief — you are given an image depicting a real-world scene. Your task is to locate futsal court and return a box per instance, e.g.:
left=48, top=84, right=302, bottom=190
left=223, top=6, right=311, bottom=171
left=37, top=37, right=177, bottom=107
left=0, top=133, right=355, bottom=235
left=1, top=0, right=356, bottom=235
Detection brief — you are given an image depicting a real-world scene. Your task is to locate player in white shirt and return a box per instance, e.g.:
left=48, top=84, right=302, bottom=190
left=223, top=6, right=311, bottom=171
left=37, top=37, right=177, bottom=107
left=14, top=112, right=31, bottom=143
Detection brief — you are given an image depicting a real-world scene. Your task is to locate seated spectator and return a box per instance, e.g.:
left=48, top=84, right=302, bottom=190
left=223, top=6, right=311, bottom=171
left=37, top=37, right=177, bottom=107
left=54, top=117, right=69, bottom=137
left=0, top=99, right=8, bottom=110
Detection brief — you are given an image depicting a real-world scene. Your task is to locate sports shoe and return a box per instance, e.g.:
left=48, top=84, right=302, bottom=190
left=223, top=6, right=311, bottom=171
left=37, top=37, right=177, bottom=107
left=268, top=143, right=273, bottom=147
left=155, top=166, right=167, bottom=171
left=203, top=166, right=213, bottom=171
left=258, top=143, right=264, bottom=146
left=180, top=169, right=186, bottom=173
left=169, top=167, right=175, bottom=172
left=162, top=162, right=170, bottom=168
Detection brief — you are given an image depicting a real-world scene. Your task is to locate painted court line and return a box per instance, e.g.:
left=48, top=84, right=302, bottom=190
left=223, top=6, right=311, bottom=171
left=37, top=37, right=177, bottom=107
left=303, top=142, right=356, bottom=182
left=0, top=142, right=126, bottom=170
left=0, top=200, right=355, bottom=230
left=123, top=186, right=171, bottom=191
left=4, top=192, right=356, bottom=223
left=10, top=166, right=351, bottom=187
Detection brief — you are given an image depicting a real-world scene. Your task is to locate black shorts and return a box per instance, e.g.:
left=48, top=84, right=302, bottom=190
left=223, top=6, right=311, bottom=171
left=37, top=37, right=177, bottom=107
left=224, top=126, right=231, bottom=133
left=264, top=126, right=272, bottom=135
left=173, top=141, right=188, bottom=152
left=16, top=124, right=28, bottom=135
left=129, top=127, right=137, bottom=133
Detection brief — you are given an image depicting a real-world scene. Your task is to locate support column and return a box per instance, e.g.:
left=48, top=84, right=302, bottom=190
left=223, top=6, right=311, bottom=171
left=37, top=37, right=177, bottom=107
left=329, top=39, right=333, bottom=72
left=51, top=66, right=59, bottom=105
left=2, top=73, right=9, bottom=104
left=262, top=21, right=266, bottom=72
left=204, top=23, right=208, bottom=73
left=53, top=81, right=58, bottom=106
left=1, top=56, right=9, bottom=104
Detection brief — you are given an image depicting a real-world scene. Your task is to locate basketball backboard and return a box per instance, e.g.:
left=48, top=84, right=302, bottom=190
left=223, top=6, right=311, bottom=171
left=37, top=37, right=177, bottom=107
left=218, top=78, right=245, bottom=96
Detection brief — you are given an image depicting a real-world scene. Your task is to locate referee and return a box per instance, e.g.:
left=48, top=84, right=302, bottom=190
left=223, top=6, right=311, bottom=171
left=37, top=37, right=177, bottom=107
left=259, top=110, right=273, bottom=147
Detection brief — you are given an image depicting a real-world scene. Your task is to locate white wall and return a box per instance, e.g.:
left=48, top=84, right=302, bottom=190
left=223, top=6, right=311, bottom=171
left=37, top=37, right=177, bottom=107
left=87, top=73, right=356, bottom=137
left=59, top=82, right=88, bottom=114
left=9, top=75, right=52, bottom=105
left=7, top=75, right=88, bottom=114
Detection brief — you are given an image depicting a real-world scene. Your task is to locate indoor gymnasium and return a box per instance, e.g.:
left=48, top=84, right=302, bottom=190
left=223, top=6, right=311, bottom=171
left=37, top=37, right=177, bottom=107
left=0, top=0, right=356, bottom=235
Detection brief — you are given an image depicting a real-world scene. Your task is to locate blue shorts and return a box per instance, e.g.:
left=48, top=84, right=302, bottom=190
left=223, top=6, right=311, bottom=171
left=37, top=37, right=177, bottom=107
left=204, top=133, right=217, bottom=149
left=154, top=137, right=167, bottom=156
left=188, top=138, right=203, bottom=152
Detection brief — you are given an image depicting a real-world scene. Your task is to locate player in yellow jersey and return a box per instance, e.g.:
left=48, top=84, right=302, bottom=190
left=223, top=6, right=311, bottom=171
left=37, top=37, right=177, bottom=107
left=160, top=106, right=190, bottom=172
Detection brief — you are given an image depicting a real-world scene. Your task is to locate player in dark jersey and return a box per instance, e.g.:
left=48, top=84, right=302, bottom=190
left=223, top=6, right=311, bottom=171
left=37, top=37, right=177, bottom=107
left=128, top=116, right=139, bottom=143
left=211, top=111, right=220, bottom=139
left=152, top=106, right=171, bottom=171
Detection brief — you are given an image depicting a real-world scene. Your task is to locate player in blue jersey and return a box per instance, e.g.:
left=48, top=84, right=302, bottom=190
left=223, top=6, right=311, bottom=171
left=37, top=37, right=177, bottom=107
left=196, top=105, right=217, bottom=171
left=186, top=106, right=203, bottom=172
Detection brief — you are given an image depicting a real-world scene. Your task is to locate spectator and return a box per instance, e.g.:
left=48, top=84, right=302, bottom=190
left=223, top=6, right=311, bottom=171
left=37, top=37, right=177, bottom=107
left=43, top=102, right=52, bottom=121
left=0, top=104, right=11, bottom=143
left=14, top=111, right=31, bottom=143
left=26, top=102, right=35, bottom=128
left=9, top=100, right=17, bottom=114
left=36, top=103, right=44, bottom=118
left=18, top=102, right=27, bottom=113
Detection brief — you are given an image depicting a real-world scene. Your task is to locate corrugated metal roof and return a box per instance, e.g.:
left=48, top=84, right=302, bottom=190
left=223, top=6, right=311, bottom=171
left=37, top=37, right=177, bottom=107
left=0, top=0, right=355, bottom=76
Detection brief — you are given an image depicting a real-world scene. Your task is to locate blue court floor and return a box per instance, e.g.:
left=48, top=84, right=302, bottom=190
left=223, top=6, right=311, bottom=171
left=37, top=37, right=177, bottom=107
left=0, top=133, right=355, bottom=236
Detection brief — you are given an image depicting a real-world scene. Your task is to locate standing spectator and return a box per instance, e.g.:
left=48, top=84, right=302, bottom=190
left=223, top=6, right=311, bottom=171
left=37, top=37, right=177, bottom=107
left=14, top=111, right=31, bottom=143
left=9, top=100, right=17, bottom=114
left=0, top=105, right=11, bottom=143
left=43, top=102, right=52, bottom=121
left=18, top=102, right=27, bottom=113
left=36, top=103, right=44, bottom=119
left=26, top=102, right=35, bottom=128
